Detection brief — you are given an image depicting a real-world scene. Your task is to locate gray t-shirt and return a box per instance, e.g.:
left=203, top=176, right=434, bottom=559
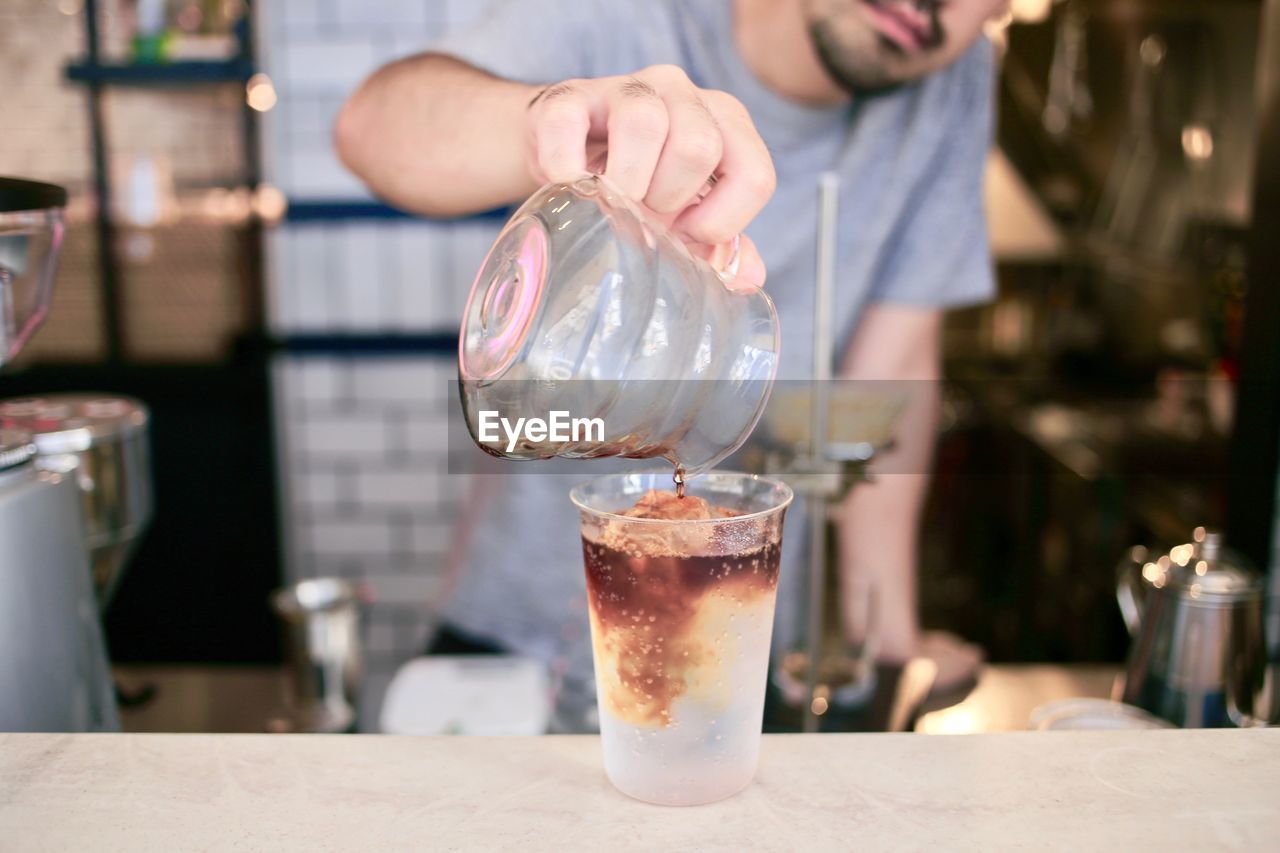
left=431, top=0, right=995, bottom=721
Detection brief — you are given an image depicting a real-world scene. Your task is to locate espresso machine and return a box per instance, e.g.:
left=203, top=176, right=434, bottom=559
left=0, top=177, right=130, bottom=731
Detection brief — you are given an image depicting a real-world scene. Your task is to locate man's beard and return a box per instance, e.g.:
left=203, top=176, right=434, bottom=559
left=809, top=0, right=946, bottom=96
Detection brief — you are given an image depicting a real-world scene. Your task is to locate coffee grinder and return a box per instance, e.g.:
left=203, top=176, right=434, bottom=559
left=0, top=177, right=120, bottom=731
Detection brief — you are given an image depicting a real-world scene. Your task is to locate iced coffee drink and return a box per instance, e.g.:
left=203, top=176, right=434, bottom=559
left=570, top=471, right=792, bottom=806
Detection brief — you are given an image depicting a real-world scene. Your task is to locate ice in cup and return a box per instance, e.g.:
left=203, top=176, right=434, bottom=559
left=570, top=471, right=792, bottom=806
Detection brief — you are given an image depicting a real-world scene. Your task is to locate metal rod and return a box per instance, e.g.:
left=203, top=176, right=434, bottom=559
left=237, top=4, right=267, bottom=337
left=810, top=172, right=838, bottom=457
left=83, top=0, right=125, bottom=363
left=802, top=172, right=840, bottom=733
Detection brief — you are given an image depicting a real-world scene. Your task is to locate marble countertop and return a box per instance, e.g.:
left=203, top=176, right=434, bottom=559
left=2, top=731, right=1277, bottom=850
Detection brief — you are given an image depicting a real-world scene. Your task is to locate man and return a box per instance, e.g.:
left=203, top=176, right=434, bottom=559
left=337, top=0, right=1006, bottom=723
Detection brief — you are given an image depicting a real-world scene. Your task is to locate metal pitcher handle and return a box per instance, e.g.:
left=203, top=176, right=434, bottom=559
left=1116, top=559, right=1147, bottom=636
left=1227, top=663, right=1279, bottom=728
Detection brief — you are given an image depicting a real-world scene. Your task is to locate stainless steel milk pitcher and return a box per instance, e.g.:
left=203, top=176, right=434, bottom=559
left=1118, top=530, right=1267, bottom=727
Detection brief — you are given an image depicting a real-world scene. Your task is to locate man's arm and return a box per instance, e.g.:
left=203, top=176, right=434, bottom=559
left=335, top=55, right=775, bottom=286
left=832, top=41, right=995, bottom=678
left=834, top=304, right=940, bottom=662
left=335, top=54, right=538, bottom=218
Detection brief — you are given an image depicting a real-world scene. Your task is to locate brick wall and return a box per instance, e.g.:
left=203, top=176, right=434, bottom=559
left=1, top=0, right=251, bottom=363
left=258, top=0, right=504, bottom=728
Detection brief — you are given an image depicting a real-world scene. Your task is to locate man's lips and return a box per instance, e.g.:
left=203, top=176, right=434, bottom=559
left=861, top=1, right=934, bottom=54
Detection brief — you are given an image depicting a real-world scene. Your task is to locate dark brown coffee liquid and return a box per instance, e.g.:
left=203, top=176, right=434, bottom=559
left=582, top=534, right=781, bottom=726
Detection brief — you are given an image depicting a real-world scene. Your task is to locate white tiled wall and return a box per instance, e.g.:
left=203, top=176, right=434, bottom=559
left=260, top=0, right=505, bottom=727
left=265, top=218, right=497, bottom=335
left=257, top=0, right=488, bottom=201
left=272, top=353, right=472, bottom=726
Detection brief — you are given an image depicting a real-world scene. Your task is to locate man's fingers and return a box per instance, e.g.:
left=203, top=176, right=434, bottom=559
left=531, top=84, right=592, bottom=184
left=731, top=235, right=767, bottom=290
left=687, top=234, right=767, bottom=290
left=672, top=92, right=775, bottom=246
left=644, top=92, right=724, bottom=214
left=603, top=78, right=669, bottom=199
left=711, top=234, right=766, bottom=290
left=528, top=75, right=775, bottom=262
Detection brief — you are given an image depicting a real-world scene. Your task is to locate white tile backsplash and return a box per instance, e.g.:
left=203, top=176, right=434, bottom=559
left=270, top=221, right=486, bottom=332
left=356, top=469, right=440, bottom=509
left=394, top=224, right=454, bottom=329
left=273, top=356, right=465, bottom=696
left=295, top=471, right=342, bottom=508
left=305, top=519, right=396, bottom=555
left=411, top=519, right=456, bottom=555
left=390, top=32, right=434, bottom=61
left=264, top=229, right=289, bottom=332
left=364, top=573, right=441, bottom=606
left=280, top=37, right=381, bottom=91
left=367, top=620, right=400, bottom=656
left=444, top=0, right=492, bottom=29
left=279, top=94, right=342, bottom=148
left=336, top=224, right=387, bottom=330
left=349, top=359, right=446, bottom=405
left=264, top=0, right=508, bottom=721
left=291, top=360, right=340, bottom=404
left=282, top=149, right=369, bottom=199
left=273, top=0, right=326, bottom=35
left=298, top=414, right=391, bottom=456
left=336, top=0, right=434, bottom=28
left=402, top=411, right=452, bottom=456
left=454, top=219, right=504, bottom=281
left=278, top=227, right=338, bottom=331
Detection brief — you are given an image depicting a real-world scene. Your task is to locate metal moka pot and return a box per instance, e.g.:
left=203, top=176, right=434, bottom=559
left=1117, top=530, right=1267, bottom=727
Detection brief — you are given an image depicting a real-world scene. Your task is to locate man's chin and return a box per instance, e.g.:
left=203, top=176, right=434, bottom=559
left=810, top=20, right=934, bottom=96
left=823, top=52, right=926, bottom=96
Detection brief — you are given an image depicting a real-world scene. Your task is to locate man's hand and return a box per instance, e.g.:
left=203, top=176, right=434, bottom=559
left=525, top=65, right=775, bottom=288
left=336, top=57, right=774, bottom=287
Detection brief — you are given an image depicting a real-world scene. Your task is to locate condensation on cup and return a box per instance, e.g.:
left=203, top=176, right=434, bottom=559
left=571, top=471, right=792, bottom=806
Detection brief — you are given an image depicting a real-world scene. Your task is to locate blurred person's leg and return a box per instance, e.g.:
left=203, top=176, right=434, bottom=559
left=836, top=305, right=982, bottom=691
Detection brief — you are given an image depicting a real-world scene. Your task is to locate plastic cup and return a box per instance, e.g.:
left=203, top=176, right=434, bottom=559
left=570, top=470, right=792, bottom=805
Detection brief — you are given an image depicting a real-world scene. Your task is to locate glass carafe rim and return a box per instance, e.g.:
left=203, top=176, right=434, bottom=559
left=570, top=469, right=793, bottom=525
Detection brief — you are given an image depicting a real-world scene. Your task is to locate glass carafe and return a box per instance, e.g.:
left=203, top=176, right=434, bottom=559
left=458, top=175, right=779, bottom=476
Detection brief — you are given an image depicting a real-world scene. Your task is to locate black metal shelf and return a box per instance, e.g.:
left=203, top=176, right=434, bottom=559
left=271, top=331, right=457, bottom=356
left=70, top=0, right=261, bottom=365
left=283, top=198, right=509, bottom=224
left=65, top=59, right=254, bottom=87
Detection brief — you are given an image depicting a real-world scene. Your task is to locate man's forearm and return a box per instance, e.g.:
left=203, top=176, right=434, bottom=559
left=335, top=54, right=539, bottom=217
left=836, top=378, right=938, bottom=661
left=834, top=305, right=942, bottom=661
